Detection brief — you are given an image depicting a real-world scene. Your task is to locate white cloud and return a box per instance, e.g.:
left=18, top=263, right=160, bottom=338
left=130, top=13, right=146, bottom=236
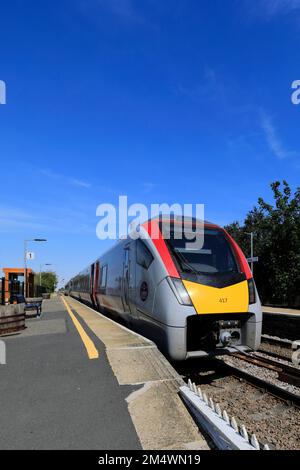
left=260, top=110, right=298, bottom=159
left=40, top=169, right=61, bottom=179
left=262, top=0, right=300, bottom=16
left=40, top=168, right=91, bottom=189
left=141, top=182, right=157, bottom=193
left=173, top=67, right=226, bottom=103
left=104, top=0, right=143, bottom=23
left=69, top=178, right=91, bottom=188
left=0, top=206, right=35, bottom=220
left=0, top=204, right=94, bottom=235
left=77, top=0, right=144, bottom=25
left=244, top=0, right=300, bottom=19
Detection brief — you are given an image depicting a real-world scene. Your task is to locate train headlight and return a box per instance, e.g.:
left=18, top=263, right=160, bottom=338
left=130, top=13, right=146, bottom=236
left=167, top=277, right=193, bottom=306
left=248, top=278, right=256, bottom=304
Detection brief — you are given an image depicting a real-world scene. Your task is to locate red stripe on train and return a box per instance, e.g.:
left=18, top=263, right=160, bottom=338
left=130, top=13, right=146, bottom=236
left=142, top=221, right=180, bottom=278
left=223, top=230, right=252, bottom=280
left=143, top=221, right=251, bottom=281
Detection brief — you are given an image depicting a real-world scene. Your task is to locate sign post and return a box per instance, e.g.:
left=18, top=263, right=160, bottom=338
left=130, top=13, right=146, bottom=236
left=246, top=256, right=259, bottom=273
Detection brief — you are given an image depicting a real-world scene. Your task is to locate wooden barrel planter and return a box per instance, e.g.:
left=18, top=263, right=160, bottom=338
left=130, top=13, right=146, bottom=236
left=0, top=304, right=26, bottom=336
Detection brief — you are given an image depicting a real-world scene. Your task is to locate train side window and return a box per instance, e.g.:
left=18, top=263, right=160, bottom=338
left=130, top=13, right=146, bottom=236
left=100, top=265, right=107, bottom=289
left=136, top=239, right=154, bottom=270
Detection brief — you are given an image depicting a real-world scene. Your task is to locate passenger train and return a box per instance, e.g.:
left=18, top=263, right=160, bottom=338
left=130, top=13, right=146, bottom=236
left=65, top=216, right=262, bottom=360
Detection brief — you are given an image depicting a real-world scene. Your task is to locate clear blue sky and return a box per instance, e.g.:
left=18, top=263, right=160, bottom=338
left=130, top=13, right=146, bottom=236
left=0, top=0, right=299, bottom=285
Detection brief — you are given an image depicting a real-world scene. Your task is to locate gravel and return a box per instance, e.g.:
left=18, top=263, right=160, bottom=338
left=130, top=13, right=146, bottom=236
left=260, top=340, right=294, bottom=361
left=197, top=374, right=300, bottom=450
left=178, top=354, right=300, bottom=450
left=254, top=350, right=300, bottom=370
left=218, top=355, right=300, bottom=396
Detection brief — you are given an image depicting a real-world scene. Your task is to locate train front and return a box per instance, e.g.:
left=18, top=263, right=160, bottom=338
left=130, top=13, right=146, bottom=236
left=149, top=217, right=262, bottom=359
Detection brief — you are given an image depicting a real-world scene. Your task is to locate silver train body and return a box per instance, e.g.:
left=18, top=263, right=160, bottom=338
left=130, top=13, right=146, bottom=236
left=65, top=218, right=262, bottom=360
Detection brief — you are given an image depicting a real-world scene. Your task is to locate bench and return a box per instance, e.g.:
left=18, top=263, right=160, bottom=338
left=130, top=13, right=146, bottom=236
left=10, top=294, right=43, bottom=317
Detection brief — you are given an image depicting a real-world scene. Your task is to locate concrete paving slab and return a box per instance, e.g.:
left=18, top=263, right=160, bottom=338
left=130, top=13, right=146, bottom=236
left=65, top=296, right=209, bottom=450
left=0, top=297, right=141, bottom=450
left=17, top=319, right=67, bottom=337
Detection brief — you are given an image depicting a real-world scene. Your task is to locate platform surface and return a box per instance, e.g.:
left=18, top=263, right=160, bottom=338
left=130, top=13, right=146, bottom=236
left=263, top=305, right=300, bottom=317
left=0, top=297, right=140, bottom=450
left=0, top=296, right=207, bottom=450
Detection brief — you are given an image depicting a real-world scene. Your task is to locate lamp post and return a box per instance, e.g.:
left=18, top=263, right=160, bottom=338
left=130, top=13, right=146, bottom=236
left=24, top=239, right=47, bottom=298
left=245, top=232, right=254, bottom=273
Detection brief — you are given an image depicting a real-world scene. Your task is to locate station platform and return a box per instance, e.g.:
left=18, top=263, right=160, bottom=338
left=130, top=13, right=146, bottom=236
left=0, top=296, right=207, bottom=450
left=262, top=306, right=300, bottom=341
left=262, top=306, right=300, bottom=317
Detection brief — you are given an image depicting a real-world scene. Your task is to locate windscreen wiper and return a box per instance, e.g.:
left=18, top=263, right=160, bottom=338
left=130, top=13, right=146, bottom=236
left=172, top=249, right=199, bottom=276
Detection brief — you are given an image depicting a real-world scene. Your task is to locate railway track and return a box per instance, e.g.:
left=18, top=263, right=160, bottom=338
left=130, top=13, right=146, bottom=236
left=259, top=334, right=299, bottom=362
left=261, top=334, right=293, bottom=347
left=176, top=354, right=300, bottom=449
left=230, top=351, right=300, bottom=389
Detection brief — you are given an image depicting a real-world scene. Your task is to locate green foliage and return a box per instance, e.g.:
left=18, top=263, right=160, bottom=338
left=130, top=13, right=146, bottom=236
left=35, top=271, right=58, bottom=293
left=225, top=181, right=300, bottom=306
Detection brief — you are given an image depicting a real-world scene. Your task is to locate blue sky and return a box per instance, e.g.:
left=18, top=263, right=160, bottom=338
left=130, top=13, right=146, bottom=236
left=0, top=0, right=299, bottom=285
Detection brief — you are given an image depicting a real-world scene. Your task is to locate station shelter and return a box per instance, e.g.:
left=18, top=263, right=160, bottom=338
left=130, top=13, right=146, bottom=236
left=2, top=268, right=35, bottom=304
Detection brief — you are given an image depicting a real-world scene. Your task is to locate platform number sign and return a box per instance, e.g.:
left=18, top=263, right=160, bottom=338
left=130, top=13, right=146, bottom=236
left=26, top=251, right=35, bottom=260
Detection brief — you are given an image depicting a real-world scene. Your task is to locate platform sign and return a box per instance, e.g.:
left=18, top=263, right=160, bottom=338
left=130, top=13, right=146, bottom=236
left=247, top=256, right=258, bottom=263
left=26, top=251, right=35, bottom=260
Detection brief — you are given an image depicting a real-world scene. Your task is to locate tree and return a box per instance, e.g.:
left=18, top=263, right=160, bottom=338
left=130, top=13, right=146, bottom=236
left=225, top=181, right=300, bottom=306
left=35, top=271, right=58, bottom=293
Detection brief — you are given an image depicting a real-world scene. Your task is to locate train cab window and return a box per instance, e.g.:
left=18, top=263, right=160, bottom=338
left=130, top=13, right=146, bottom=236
left=100, top=265, right=107, bottom=289
left=165, top=229, right=239, bottom=275
left=136, top=239, right=154, bottom=270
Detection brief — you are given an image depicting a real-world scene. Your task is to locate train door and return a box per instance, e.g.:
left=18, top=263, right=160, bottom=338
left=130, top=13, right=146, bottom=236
left=93, top=261, right=100, bottom=309
left=90, top=264, right=94, bottom=306
left=90, top=261, right=100, bottom=308
left=121, top=243, right=134, bottom=318
left=121, top=244, right=131, bottom=314
left=134, top=239, right=155, bottom=321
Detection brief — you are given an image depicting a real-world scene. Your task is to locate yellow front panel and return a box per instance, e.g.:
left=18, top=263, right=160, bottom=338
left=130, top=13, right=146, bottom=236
left=183, top=279, right=249, bottom=314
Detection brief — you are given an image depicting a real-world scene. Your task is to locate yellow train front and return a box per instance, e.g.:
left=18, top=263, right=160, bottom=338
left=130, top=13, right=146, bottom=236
left=67, top=216, right=262, bottom=361
left=138, top=216, right=262, bottom=360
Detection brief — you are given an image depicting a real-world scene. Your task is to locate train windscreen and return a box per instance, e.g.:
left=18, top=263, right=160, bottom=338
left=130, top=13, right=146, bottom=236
left=165, top=228, right=239, bottom=275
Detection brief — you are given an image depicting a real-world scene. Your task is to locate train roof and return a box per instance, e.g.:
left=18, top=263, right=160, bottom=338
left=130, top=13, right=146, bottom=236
left=66, top=216, right=223, bottom=285
left=145, top=215, right=220, bottom=228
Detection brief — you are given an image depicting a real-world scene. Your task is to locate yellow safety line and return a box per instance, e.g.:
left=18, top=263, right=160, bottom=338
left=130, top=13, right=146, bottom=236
left=61, top=296, right=99, bottom=360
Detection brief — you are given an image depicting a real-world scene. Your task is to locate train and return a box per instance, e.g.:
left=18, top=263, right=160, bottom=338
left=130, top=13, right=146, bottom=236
left=65, top=216, right=262, bottom=360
